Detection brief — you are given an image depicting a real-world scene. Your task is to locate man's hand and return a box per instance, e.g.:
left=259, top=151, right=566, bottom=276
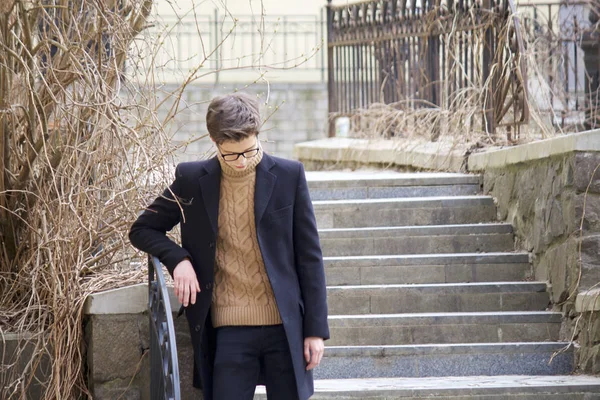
left=173, top=259, right=200, bottom=307
left=304, top=337, right=324, bottom=371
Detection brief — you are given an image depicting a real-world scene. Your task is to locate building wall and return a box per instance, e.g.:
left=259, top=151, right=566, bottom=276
left=156, top=82, right=328, bottom=163
left=154, top=0, right=327, bottom=19
left=138, top=0, right=328, bottom=84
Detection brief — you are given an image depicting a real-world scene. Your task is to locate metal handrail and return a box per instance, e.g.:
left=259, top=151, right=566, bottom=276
left=148, top=255, right=181, bottom=400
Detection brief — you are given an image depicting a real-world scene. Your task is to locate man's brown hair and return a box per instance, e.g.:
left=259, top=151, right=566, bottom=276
left=206, top=92, right=261, bottom=144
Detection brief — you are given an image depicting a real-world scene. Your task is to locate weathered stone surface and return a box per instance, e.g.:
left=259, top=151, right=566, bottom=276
left=542, top=239, right=578, bottom=304
left=579, top=345, right=600, bottom=374
left=580, top=262, right=600, bottom=292
left=0, top=334, right=52, bottom=399
left=486, top=171, right=515, bottom=220
left=94, top=378, right=141, bottom=400
left=580, top=235, right=600, bottom=265
left=576, top=289, right=600, bottom=312
left=576, top=193, right=600, bottom=234
left=576, top=311, right=600, bottom=374
left=484, top=155, right=579, bottom=256
left=575, top=152, right=600, bottom=193
left=88, top=314, right=146, bottom=383
left=580, top=313, right=600, bottom=345
left=480, top=151, right=600, bottom=374
left=88, top=312, right=200, bottom=400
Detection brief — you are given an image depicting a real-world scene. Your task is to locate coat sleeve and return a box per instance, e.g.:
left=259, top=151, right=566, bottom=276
left=129, top=165, right=191, bottom=276
left=293, top=162, right=330, bottom=340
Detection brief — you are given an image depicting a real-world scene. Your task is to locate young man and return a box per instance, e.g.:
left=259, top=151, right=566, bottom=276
left=129, top=92, right=329, bottom=400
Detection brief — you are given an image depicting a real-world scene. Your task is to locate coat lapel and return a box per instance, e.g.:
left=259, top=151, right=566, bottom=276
left=198, top=157, right=221, bottom=235
left=255, top=153, right=277, bottom=226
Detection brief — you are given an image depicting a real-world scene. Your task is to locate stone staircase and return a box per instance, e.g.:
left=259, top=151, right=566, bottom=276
left=256, top=170, right=600, bottom=399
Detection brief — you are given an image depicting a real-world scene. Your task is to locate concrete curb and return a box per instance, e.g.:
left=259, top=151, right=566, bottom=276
left=83, top=283, right=180, bottom=315
left=295, top=130, right=600, bottom=173
left=295, top=138, right=466, bottom=171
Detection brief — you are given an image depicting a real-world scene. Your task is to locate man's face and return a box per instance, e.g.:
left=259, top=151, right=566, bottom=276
left=217, top=135, right=259, bottom=171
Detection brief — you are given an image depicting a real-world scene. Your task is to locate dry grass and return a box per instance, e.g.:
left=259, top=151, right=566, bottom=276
left=344, top=1, right=600, bottom=149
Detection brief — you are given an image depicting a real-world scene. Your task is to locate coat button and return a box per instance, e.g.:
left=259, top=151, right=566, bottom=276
left=209, top=242, right=215, bottom=248
left=195, top=324, right=201, bottom=332
left=205, top=282, right=213, bottom=290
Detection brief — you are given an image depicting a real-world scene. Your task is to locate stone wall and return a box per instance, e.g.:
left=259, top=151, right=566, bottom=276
left=84, top=284, right=201, bottom=400
left=575, top=289, right=600, bottom=373
left=479, top=152, right=600, bottom=371
left=156, top=82, right=328, bottom=163
left=466, top=132, right=600, bottom=372
left=480, top=154, right=589, bottom=296
left=0, top=333, right=52, bottom=399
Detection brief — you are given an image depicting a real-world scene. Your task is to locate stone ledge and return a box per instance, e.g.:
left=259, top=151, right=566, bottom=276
left=294, top=138, right=466, bottom=172
left=468, top=130, right=600, bottom=171
left=576, top=288, right=600, bottom=313
left=295, top=131, right=600, bottom=173
left=84, top=283, right=180, bottom=315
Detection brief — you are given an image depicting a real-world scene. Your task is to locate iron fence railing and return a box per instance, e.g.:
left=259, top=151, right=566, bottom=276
left=517, top=1, right=593, bottom=128
left=148, top=255, right=181, bottom=400
left=138, top=11, right=327, bottom=82
left=326, top=0, right=529, bottom=138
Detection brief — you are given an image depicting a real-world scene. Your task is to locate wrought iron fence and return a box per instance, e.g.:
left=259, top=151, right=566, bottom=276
left=137, top=11, right=326, bottom=83
left=326, top=0, right=529, bottom=138
left=148, top=255, right=181, bottom=400
left=517, top=1, right=593, bottom=129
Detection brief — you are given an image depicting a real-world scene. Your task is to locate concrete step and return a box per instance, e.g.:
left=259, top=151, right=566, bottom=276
left=327, top=282, right=549, bottom=314
left=324, top=252, right=531, bottom=285
left=326, top=312, right=561, bottom=346
left=319, top=224, right=514, bottom=257
left=255, top=375, right=600, bottom=399
left=306, top=171, right=482, bottom=200
left=314, top=196, right=496, bottom=229
left=314, top=342, right=574, bottom=379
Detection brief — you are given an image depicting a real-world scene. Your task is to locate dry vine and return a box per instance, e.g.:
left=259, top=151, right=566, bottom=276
left=0, top=1, right=174, bottom=398
left=0, top=0, right=323, bottom=397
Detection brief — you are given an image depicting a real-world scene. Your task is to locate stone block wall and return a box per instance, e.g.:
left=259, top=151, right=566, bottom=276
left=576, top=289, right=600, bottom=374
left=0, top=333, right=52, bottom=399
left=467, top=134, right=600, bottom=373
left=84, top=284, right=202, bottom=400
left=155, top=83, right=328, bottom=163
left=481, top=153, right=600, bottom=296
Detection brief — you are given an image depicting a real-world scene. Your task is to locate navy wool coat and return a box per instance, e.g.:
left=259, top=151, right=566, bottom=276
left=129, top=153, right=330, bottom=400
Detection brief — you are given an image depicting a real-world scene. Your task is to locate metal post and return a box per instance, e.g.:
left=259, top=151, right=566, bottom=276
left=327, top=0, right=336, bottom=137
left=482, top=0, right=495, bottom=135
left=320, top=8, right=326, bottom=83
left=214, top=8, right=220, bottom=83
left=283, top=16, right=288, bottom=68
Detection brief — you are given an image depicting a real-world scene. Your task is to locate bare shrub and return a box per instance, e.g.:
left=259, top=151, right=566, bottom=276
left=0, top=0, right=326, bottom=397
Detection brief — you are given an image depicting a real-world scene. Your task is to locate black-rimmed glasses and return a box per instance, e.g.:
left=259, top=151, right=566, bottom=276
left=218, top=145, right=260, bottom=162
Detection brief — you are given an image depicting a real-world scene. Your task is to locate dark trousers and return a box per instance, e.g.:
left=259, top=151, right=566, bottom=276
left=212, top=324, right=299, bottom=400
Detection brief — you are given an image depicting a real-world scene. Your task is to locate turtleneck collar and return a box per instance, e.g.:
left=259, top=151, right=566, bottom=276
left=218, top=146, right=264, bottom=179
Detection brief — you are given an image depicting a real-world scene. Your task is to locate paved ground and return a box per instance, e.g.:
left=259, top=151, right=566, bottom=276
left=255, top=375, right=600, bottom=393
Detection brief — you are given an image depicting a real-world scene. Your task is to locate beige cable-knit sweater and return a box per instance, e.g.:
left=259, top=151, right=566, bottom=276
left=211, top=148, right=282, bottom=327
